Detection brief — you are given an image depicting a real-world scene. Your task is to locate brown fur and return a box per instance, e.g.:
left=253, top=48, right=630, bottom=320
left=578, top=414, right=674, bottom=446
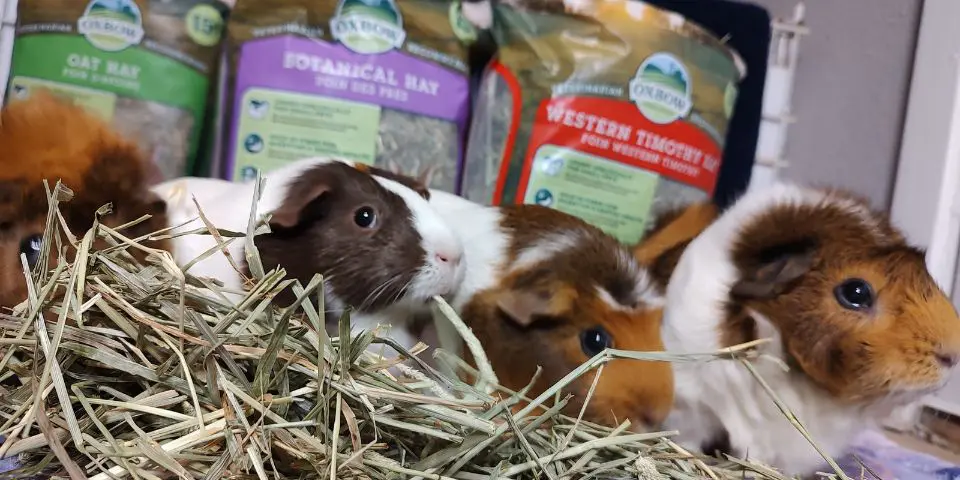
left=726, top=190, right=960, bottom=403
left=0, top=90, right=169, bottom=309
left=461, top=205, right=674, bottom=429
left=249, top=162, right=431, bottom=310
left=633, top=201, right=720, bottom=292
left=354, top=163, right=432, bottom=200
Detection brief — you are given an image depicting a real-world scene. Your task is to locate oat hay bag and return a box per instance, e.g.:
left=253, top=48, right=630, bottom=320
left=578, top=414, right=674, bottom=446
left=6, top=0, right=228, bottom=180
left=223, top=0, right=478, bottom=192
left=464, top=0, right=744, bottom=244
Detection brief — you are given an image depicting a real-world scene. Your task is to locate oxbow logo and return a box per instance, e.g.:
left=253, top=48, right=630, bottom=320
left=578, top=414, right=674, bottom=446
left=77, top=0, right=145, bottom=52
left=628, top=52, right=693, bottom=125
left=330, top=0, right=406, bottom=55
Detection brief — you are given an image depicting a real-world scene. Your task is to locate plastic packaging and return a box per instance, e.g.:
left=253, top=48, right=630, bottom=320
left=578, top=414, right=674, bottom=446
left=463, top=0, right=744, bottom=244
left=6, top=0, right=228, bottom=179
left=221, top=0, right=478, bottom=193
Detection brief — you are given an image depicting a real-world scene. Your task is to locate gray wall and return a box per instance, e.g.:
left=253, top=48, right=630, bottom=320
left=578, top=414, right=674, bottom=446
left=749, top=0, right=923, bottom=210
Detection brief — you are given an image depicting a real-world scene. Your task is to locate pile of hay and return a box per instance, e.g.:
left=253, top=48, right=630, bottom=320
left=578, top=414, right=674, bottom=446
left=0, top=182, right=853, bottom=479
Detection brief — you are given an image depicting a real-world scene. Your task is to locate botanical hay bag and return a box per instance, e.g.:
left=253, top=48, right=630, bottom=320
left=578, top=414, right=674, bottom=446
left=6, top=0, right=228, bottom=180
left=222, top=0, right=478, bottom=193
left=462, top=0, right=745, bottom=244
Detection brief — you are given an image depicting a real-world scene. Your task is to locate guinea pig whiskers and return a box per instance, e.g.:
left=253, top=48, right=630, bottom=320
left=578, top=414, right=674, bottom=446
left=356, top=275, right=406, bottom=312
left=389, top=281, right=413, bottom=305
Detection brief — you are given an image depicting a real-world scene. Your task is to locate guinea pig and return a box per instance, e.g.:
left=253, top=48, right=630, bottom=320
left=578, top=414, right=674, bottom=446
left=659, top=182, right=960, bottom=476
left=427, top=189, right=674, bottom=429
left=0, top=90, right=169, bottom=309
left=152, top=158, right=465, bottom=350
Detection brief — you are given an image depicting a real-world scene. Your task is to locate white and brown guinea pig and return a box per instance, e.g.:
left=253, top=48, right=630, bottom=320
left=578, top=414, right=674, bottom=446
left=152, top=158, right=465, bottom=350
left=0, top=90, right=169, bottom=309
left=427, top=190, right=673, bottom=429
left=660, top=182, right=960, bottom=475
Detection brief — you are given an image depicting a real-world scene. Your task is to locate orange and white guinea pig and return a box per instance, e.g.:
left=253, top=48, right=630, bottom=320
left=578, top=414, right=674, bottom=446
left=0, top=91, right=168, bottom=309
left=427, top=190, right=673, bottom=429
left=659, top=182, right=960, bottom=475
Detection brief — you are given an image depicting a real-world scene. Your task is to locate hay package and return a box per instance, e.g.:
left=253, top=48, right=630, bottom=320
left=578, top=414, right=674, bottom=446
left=222, top=0, right=478, bottom=193
left=463, top=0, right=744, bottom=244
left=6, top=0, right=228, bottom=180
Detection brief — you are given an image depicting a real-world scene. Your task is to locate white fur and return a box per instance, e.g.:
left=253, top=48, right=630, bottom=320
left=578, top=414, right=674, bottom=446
left=427, top=189, right=657, bottom=321
left=661, top=182, right=887, bottom=475
left=426, top=190, right=508, bottom=311
left=152, top=158, right=465, bottom=350
left=513, top=231, right=581, bottom=272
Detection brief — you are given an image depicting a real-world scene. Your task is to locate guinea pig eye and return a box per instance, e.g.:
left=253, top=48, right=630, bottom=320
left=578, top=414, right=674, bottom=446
left=353, top=206, right=377, bottom=229
left=834, top=278, right=875, bottom=310
left=580, top=326, right=612, bottom=357
left=20, top=235, right=42, bottom=268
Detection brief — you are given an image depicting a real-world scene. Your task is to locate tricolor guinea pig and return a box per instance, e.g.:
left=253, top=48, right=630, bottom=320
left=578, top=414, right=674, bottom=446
left=659, top=183, right=960, bottom=475
left=0, top=90, right=168, bottom=309
left=152, top=158, right=466, bottom=350
left=428, top=190, right=674, bottom=429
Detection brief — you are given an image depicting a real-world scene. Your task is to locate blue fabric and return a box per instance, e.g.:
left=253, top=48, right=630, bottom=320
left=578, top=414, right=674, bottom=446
left=0, top=436, right=18, bottom=474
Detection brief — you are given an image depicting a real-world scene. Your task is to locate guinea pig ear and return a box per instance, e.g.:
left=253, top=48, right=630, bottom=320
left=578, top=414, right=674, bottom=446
left=730, top=242, right=817, bottom=299
left=269, top=183, right=332, bottom=230
left=495, top=289, right=554, bottom=327
left=494, top=285, right=574, bottom=327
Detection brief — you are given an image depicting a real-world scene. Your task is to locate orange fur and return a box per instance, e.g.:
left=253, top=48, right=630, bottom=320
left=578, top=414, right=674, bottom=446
left=0, top=90, right=169, bottom=309
left=462, top=260, right=673, bottom=429
left=633, top=201, right=719, bottom=293
left=727, top=193, right=960, bottom=403
left=633, top=202, right=718, bottom=265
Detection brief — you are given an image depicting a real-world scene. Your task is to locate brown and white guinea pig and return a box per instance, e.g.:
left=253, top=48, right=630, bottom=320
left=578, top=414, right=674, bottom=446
left=151, top=158, right=465, bottom=350
left=427, top=190, right=673, bottom=429
left=659, top=182, right=960, bottom=476
left=0, top=90, right=169, bottom=309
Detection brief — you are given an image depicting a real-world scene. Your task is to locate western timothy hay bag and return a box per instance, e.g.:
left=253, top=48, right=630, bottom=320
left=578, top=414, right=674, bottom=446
left=6, top=0, right=228, bottom=180
left=222, top=0, right=478, bottom=193
left=463, top=0, right=745, bottom=244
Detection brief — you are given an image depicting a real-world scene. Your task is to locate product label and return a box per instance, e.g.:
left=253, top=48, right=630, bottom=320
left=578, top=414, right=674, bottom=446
left=10, top=77, right=118, bottom=120
left=517, top=95, right=723, bottom=243
left=524, top=145, right=658, bottom=243
left=629, top=52, right=694, bottom=125
left=331, top=0, right=407, bottom=55
left=77, top=0, right=146, bottom=52
left=226, top=35, right=470, bottom=186
left=232, top=87, right=381, bottom=181
left=7, top=0, right=225, bottom=179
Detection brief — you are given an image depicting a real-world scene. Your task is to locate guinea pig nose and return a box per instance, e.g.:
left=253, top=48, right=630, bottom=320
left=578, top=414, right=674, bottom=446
left=936, top=352, right=959, bottom=369
left=435, top=249, right=462, bottom=266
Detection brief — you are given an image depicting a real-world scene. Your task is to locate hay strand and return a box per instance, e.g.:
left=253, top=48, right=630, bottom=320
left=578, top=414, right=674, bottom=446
left=0, top=180, right=857, bottom=480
